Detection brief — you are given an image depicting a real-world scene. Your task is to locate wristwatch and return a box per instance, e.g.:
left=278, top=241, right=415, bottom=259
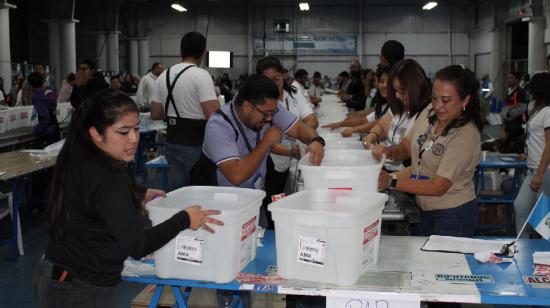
left=389, top=174, right=398, bottom=189
left=310, top=135, right=326, bottom=147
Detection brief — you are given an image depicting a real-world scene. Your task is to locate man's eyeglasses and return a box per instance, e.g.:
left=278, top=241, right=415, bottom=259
left=255, top=106, right=279, bottom=119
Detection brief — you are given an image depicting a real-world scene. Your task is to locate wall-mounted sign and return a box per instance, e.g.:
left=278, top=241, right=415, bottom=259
left=254, top=35, right=357, bottom=55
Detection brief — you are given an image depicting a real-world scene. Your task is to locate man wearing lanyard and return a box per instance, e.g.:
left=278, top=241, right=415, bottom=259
left=202, top=75, right=323, bottom=205
left=202, top=75, right=324, bottom=308
left=150, top=31, right=219, bottom=190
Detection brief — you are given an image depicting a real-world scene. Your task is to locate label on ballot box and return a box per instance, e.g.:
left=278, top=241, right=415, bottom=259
left=297, top=236, right=326, bottom=267
left=241, top=216, right=256, bottom=241
left=174, top=235, right=203, bottom=265
left=363, top=220, right=379, bottom=245
left=239, top=216, right=257, bottom=267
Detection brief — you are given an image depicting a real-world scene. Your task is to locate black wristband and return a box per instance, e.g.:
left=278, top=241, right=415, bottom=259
left=390, top=178, right=398, bottom=189
left=310, top=135, right=326, bottom=147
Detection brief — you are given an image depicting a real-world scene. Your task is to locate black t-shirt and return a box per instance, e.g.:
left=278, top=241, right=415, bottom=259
left=70, top=74, right=109, bottom=109
left=345, top=76, right=365, bottom=110
left=46, top=156, right=190, bottom=286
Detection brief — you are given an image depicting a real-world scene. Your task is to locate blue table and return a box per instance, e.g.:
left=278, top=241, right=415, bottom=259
left=123, top=231, right=550, bottom=307
left=476, top=155, right=528, bottom=234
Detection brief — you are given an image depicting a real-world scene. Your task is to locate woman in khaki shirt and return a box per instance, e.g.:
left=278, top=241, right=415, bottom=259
left=377, top=65, right=483, bottom=237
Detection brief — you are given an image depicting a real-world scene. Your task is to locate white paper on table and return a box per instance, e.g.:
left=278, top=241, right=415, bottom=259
left=44, top=139, right=65, bottom=153
left=122, top=259, right=155, bottom=277
left=422, top=235, right=509, bottom=254
left=534, top=252, right=550, bottom=265
left=327, top=292, right=420, bottom=308
left=257, top=227, right=265, bottom=239
left=474, top=250, right=514, bottom=263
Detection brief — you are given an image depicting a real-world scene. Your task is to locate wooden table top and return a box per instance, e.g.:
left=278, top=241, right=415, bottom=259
left=0, top=150, right=57, bottom=181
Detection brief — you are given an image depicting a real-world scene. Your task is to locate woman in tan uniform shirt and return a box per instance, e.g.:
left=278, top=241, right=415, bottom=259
left=377, top=65, right=483, bottom=237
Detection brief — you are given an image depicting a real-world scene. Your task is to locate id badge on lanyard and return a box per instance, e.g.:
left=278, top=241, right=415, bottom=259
left=253, top=173, right=264, bottom=190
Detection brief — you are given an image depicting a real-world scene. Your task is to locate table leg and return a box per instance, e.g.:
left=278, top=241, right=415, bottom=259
left=11, top=179, right=19, bottom=261
left=172, top=286, right=192, bottom=308
left=161, top=169, right=168, bottom=192
left=149, top=285, right=164, bottom=308
left=231, top=293, right=242, bottom=308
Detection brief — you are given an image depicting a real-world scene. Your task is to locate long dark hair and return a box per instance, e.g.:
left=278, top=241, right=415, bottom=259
left=430, top=65, right=483, bottom=135
left=527, top=72, right=550, bottom=109
left=387, top=59, right=432, bottom=118
left=256, top=56, right=296, bottom=98
left=373, top=65, right=391, bottom=119
left=47, top=90, right=140, bottom=240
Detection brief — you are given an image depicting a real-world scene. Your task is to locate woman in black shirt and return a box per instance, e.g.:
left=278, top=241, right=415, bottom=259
left=33, top=90, right=223, bottom=308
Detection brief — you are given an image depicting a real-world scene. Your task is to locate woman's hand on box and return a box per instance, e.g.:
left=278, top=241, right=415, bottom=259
left=185, top=205, right=224, bottom=233
left=372, top=144, right=386, bottom=161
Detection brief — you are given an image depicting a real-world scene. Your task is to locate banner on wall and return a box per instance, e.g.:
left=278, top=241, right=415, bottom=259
left=253, top=35, right=357, bottom=55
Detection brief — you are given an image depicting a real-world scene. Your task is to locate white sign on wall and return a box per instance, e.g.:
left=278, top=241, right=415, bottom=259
left=254, top=35, right=357, bottom=55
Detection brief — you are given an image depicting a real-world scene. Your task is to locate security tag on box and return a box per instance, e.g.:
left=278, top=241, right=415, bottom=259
left=271, top=193, right=286, bottom=202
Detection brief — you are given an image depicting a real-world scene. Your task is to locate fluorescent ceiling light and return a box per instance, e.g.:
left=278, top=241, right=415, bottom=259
left=422, top=1, right=438, bottom=10
left=171, top=3, right=187, bottom=12
left=299, top=2, right=310, bottom=11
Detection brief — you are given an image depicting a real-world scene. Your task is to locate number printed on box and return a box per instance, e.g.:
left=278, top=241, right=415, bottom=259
left=297, top=236, right=327, bottom=267
left=174, top=235, right=203, bottom=265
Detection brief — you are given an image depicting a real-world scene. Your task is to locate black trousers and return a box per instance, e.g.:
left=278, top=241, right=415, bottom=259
left=262, top=156, right=290, bottom=229
left=33, top=258, right=115, bottom=308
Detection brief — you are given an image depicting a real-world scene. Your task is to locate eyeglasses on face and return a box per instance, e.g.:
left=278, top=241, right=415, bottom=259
left=254, top=105, right=279, bottom=119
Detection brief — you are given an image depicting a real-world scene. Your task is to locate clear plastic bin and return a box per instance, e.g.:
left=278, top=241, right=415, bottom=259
left=269, top=189, right=387, bottom=285
left=15, top=106, right=34, bottom=127
left=6, top=108, right=19, bottom=131
left=146, top=186, right=265, bottom=283
left=299, top=149, right=384, bottom=192
left=325, top=140, right=364, bottom=150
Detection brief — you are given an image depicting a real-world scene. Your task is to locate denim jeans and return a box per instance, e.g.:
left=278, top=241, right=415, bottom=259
left=514, top=169, right=544, bottom=238
left=412, top=199, right=479, bottom=237
left=165, top=142, right=202, bottom=191
left=33, top=257, right=115, bottom=308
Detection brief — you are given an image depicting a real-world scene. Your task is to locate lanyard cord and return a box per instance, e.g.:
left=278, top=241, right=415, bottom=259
left=391, top=114, right=408, bottom=144
left=230, top=104, right=260, bottom=153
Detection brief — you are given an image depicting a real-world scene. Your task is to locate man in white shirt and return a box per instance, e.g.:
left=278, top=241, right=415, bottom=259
left=136, top=62, right=164, bottom=111
left=150, top=32, right=219, bottom=190
left=257, top=58, right=318, bottom=229
left=292, top=69, right=316, bottom=107
left=308, top=73, right=324, bottom=105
